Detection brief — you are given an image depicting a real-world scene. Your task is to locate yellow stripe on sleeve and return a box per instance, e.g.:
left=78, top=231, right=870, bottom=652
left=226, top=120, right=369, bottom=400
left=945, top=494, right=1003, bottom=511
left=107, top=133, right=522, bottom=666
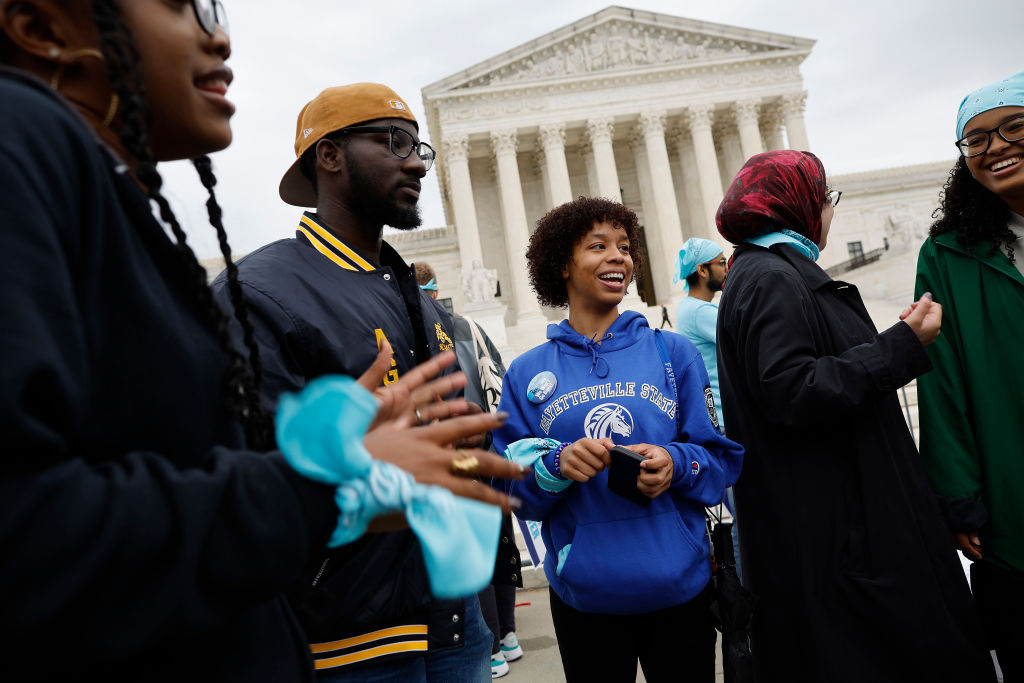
left=310, top=624, right=429, bottom=654
left=313, top=641, right=429, bottom=669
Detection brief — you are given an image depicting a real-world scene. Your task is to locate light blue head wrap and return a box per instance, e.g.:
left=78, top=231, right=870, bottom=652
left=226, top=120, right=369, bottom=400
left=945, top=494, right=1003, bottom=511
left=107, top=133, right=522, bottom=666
left=418, top=278, right=438, bottom=291
left=673, top=238, right=724, bottom=293
left=956, top=71, right=1024, bottom=140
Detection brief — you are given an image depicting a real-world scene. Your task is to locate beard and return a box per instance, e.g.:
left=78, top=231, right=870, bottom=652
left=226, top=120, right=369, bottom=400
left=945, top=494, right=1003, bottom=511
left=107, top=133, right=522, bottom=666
left=346, top=156, right=422, bottom=230
left=708, top=276, right=724, bottom=293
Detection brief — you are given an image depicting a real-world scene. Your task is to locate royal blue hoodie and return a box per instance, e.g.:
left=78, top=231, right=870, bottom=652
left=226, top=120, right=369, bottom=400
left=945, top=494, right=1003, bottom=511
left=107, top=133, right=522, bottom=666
left=494, top=311, right=743, bottom=614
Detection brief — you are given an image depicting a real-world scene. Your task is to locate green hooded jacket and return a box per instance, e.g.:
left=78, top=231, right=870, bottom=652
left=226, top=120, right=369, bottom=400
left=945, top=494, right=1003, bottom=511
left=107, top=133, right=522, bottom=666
left=915, top=232, right=1024, bottom=577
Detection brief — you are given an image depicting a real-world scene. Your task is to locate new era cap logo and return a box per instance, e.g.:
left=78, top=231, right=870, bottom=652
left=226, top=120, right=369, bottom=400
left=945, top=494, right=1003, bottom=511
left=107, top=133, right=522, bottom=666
left=303, top=127, right=314, bottom=138
left=388, top=100, right=406, bottom=111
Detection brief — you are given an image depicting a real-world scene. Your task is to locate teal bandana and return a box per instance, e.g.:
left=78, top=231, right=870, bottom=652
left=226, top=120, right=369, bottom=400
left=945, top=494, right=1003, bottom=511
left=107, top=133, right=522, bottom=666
left=957, top=71, right=1024, bottom=140
left=744, top=229, right=820, bottom=262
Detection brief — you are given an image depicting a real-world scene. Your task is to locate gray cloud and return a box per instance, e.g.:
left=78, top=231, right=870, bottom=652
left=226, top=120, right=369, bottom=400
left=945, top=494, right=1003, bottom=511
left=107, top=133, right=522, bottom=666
left=161, top=0, right=1022, bottom=258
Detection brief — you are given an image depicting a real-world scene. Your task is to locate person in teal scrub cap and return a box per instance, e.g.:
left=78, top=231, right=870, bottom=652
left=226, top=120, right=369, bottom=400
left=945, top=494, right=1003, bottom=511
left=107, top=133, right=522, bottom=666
left=915, top=70, right=1024, bottom=679
left=674, top=238, right=727, bottom=429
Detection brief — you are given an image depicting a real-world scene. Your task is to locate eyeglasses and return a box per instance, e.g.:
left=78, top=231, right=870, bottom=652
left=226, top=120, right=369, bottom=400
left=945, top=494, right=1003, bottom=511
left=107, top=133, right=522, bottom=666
left=826, top=190, right=842, bottom=207
left=193, top=0, right=229, bottom=37
left=337, top=125, right=436, bottom=171
left=956, top=115, right=1024, bottom=158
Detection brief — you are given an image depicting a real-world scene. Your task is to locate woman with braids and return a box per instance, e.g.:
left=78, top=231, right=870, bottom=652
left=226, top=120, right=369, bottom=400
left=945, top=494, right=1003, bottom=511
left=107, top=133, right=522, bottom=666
left=0, top=1, right=524, bottom=680
left=915, top=71, right=1024, bottom=679
left=493, top=197, right=743, bottom=682
left=715, top=150, right=994, bottom=682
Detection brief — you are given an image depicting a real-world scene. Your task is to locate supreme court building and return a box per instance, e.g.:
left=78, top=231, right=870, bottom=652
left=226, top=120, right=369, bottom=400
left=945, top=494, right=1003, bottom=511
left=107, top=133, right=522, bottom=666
left=379, top=7, right=951, bottom=357
left=243, top=6, right=933, bottom=361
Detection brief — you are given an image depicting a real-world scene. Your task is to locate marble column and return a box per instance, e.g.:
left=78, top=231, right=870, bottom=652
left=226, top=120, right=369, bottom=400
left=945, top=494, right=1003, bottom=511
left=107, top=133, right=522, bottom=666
left=717, top=123, right=745, bottom=189
left=580, top=148, right=599, bottom=198
left=490, top=129, right=543, bottom=320
left=585, top=116, right=622, bottom=203
left=671, top=128, right=706, bottom=241
left=734, top=98, right=763, bottom=162
left=637, top=111, right=683, bottom=301
left=759, top=100, right=786, bottom=151
left=539, top=122, right=573, bottom=208
left=782, top=91, right=810, bottom=151
left=532, top=150, right=551, bottom=210
left=441, top=133, right=483, bottom=274
left=686, top=104, right=724, bottom=237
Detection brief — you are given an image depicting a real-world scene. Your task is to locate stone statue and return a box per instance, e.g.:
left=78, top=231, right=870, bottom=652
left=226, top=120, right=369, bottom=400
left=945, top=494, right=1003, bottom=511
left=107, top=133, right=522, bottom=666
left=884, top=204, right=927, bottom=251
left=461, top=259, right=498, bottom=303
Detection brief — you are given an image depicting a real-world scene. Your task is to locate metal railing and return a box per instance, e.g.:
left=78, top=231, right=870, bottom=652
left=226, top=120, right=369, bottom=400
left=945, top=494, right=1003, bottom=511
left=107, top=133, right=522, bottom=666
left=824, top=247, right=887, bottom=277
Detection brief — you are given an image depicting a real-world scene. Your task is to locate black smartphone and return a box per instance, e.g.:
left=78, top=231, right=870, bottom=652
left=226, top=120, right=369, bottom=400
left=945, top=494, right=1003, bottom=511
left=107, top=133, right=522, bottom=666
left=607, top=445, right=650, bottom=506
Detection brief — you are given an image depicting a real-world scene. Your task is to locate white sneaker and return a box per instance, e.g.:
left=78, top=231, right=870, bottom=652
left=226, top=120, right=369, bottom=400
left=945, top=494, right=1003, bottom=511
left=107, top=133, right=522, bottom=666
left=500, top=632, right=523, bottom=662
left=490, top=650, right=509, bottom=678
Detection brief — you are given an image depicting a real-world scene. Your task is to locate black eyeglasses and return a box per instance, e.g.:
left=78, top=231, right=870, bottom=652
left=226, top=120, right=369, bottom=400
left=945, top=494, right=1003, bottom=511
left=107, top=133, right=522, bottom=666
left=337, top=125, right=436, bottom=171
left=826, top=190, right=842, bottom=207
left=193, top=0, right=229, bottom=37
left=956, top=115, right=1024, bottom=158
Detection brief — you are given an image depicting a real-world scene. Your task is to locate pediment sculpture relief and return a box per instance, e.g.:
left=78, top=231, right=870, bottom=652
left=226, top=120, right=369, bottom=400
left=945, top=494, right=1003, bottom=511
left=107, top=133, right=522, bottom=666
left=459, top=21, right=773, bottom=88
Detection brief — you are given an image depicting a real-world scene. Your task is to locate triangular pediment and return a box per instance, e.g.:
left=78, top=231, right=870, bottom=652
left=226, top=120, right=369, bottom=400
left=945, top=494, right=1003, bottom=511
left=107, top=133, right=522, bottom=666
left=424, top=6, right=814, bottom=95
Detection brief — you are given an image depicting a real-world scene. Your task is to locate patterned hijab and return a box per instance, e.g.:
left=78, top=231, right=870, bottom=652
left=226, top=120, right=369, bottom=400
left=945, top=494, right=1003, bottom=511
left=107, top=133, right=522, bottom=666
left=716, top=150, right=828, bottom=245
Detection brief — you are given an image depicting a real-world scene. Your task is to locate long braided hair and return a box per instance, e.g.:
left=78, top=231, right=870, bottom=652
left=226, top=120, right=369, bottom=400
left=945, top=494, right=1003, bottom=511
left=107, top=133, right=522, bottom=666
left=90, top=0, right=273, bottom=448
left=930, top=156, right=1015, bottom=264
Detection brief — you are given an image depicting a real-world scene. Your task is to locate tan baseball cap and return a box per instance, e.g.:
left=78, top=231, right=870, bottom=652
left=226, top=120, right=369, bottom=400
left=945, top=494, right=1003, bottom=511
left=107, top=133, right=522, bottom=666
left=279, top=83, right=418, bottom=207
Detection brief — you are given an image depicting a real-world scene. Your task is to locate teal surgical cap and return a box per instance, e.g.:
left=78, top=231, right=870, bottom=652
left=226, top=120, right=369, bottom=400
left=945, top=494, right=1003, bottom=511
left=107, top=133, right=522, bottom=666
left=673, top=238, right=723, bottom=293
left=956, top=71, right=1024, bottom=140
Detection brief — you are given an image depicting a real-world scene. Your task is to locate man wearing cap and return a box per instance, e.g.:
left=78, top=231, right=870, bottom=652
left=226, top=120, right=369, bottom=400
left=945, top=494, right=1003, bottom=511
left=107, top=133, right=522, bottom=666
left=211, top=84, right=491, bottom=681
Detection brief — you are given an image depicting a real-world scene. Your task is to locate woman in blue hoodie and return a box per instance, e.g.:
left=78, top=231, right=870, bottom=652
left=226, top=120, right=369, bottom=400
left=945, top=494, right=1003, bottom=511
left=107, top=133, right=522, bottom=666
left=493, top=197, right=743, bottom=682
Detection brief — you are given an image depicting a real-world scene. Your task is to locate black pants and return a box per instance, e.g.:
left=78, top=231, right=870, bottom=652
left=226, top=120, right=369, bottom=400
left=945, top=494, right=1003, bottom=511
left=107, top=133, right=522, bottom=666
left=973, top=561, right=1024, bottom=682
left=549, top=584, right=716, bottom=683
left=478, top=583, right=517, bottom=655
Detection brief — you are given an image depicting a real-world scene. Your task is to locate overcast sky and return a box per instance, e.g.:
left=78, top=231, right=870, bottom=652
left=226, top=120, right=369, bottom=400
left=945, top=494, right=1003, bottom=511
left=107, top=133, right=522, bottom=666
left=160, top=0, right=1023, bottom=259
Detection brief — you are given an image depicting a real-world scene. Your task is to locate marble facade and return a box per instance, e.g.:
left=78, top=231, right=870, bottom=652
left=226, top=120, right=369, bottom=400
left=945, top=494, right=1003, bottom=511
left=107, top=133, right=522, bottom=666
left=417, top=7, right=817, bottom=352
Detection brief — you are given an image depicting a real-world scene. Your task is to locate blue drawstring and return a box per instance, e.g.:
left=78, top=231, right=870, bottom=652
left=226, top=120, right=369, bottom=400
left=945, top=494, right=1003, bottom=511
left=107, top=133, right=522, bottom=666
left=585, top=333, right=612, bottom=378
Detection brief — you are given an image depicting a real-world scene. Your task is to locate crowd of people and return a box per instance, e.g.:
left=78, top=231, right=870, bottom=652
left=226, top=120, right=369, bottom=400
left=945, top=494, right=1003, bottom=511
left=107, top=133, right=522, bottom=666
left=0, top=1, right=1020, bottom=681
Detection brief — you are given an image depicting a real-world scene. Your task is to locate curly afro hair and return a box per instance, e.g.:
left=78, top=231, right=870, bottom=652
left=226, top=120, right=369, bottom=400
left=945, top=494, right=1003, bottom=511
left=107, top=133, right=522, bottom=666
left=526, top=196, right=642, bottom=308
left=930, top=156, right=1014, bottom=263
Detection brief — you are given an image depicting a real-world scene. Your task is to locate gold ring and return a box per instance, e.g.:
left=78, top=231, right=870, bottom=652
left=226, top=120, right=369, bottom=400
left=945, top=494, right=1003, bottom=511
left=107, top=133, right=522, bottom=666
left=450, top=450, right=480, bottom=474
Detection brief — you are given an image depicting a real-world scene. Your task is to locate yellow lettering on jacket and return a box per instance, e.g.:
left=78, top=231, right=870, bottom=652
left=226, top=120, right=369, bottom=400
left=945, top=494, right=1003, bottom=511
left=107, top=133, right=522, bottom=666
left=374, top=328, right=399, bottom=385
left=435, top=323, right=454, bottom=352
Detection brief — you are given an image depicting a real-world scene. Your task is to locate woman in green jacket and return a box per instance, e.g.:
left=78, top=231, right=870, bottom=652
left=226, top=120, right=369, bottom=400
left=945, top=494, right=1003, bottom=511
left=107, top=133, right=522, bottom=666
left=915, top=70, right=1024, bottom=680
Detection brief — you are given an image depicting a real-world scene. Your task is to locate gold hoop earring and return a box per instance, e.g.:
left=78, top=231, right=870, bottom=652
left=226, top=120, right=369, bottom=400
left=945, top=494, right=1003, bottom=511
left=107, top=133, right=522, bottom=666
left=99, top=93, right=120, bottom=130
left=49, top=48, right=104, bottom=90
left=49, top=48, right=119, bottom=130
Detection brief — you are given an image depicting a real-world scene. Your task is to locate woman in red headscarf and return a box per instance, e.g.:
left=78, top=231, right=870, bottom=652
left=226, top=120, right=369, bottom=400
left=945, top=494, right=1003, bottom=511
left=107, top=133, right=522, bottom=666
left=715, top=150, right=994, bottom=682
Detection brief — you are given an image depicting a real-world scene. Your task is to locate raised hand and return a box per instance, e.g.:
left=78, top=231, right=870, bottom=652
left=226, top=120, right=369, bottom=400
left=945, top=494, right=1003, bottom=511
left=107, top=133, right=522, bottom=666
left=364, top=411, right=527, bottom=513
left=357, top=342, right=473, bottom=432
left=900, top=292, right=942, bottom=347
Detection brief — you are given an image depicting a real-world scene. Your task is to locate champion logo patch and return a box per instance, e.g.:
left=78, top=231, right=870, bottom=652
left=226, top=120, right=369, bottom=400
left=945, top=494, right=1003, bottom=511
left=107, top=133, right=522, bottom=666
left=704, top=386, right=720, bottom=430
left=691, top=461, right=700, bottom=477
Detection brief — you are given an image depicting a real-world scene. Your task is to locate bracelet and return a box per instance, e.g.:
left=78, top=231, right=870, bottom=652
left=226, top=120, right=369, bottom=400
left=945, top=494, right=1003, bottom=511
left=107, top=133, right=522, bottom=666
left=551, top=442, right=570, bottom=478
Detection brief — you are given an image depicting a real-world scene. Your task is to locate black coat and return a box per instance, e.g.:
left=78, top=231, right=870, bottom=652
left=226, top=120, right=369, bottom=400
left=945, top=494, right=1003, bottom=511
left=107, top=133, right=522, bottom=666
left=717, top=243, right=993, bottom=683
left=0, top=70, right=336, bottom=681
